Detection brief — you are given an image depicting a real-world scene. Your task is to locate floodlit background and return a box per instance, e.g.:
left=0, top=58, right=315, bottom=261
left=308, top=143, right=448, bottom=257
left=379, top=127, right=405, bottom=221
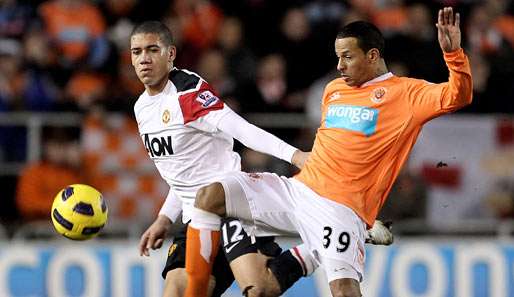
left=1, top=0, right=514, bottom=296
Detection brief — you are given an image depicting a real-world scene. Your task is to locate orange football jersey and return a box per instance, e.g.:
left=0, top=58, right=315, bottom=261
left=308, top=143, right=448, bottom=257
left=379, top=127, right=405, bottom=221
left=295, top=49, right=472, bottom=227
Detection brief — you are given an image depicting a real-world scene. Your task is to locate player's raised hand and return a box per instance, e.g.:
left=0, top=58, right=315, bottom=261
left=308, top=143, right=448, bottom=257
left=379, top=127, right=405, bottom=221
left=138, top=215, right=172, bottom=256
left=436, top=7, right=461, bottom=53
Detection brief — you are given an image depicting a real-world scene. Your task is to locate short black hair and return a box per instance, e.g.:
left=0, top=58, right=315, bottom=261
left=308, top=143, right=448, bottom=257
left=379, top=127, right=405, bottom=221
left=131, top=21, right=174, bottom=46
left=337, top=21, right=385, bottom=57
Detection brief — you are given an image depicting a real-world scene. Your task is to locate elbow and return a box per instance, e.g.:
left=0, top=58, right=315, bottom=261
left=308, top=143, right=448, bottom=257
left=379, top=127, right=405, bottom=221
left=454, top=76, right=473, bottom=108
left=447, top=91, right=472, bottom=110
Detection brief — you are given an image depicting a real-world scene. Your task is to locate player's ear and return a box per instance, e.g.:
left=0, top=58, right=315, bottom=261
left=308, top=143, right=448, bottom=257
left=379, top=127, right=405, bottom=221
left=367, top=48, right=380, bottom=63
left=168, top=45, right=177, bottom=64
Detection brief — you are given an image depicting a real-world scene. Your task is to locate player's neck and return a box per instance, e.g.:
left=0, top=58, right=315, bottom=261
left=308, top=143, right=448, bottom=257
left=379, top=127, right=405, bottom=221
left=146, top=77, right=169, bottom=96
left=358, top=62, right=389, bottom=87
left=373, top=60, right=388, bottom=79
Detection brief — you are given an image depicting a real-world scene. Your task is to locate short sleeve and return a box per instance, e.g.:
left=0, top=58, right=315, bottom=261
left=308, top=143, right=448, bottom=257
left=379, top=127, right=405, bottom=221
left=178, top=81, right=228, bottom=132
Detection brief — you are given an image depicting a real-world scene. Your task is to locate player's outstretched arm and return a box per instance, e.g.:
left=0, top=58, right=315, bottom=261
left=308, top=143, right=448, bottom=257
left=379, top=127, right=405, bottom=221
left=436, top=7, right=461, bottom=53
left=409, top=6, right=471, bottom=121
left=217, top=109, right=302, bottom=167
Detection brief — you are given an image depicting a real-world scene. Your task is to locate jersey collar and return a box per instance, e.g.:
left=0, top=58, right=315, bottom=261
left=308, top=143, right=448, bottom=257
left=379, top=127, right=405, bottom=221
left=361, top=72, right=394, bottom=88
left=146, top=79, right=173, bottom=98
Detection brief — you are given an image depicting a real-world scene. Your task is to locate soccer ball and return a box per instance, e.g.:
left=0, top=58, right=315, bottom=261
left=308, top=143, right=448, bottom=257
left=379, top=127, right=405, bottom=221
left=51, top=184, right=108, bottom=240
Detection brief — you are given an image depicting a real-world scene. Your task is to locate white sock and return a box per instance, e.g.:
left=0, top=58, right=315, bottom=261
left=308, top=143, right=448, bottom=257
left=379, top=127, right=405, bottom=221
left=190, top=207, right=221, bottom=231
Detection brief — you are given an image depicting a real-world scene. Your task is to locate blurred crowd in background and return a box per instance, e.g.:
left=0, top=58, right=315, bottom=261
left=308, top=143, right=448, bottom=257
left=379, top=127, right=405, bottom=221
left=1, top=0, right=514, bottom=237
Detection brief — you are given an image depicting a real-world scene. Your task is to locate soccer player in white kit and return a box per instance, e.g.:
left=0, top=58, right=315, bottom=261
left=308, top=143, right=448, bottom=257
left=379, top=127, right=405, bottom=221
left=131, top=21, right=392, bottom=297
left=131, top=21, right=317, bottom=297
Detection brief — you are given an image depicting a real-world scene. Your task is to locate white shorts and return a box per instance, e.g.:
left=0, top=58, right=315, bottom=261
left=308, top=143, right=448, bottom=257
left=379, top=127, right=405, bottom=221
left=219, top=171, right=367, bottom=282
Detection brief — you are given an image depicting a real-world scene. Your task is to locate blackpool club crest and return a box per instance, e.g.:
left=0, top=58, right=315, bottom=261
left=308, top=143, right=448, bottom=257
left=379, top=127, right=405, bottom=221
left=370, top=87, right=387, bottom=103
left=162, top=109, right=171, bottom=124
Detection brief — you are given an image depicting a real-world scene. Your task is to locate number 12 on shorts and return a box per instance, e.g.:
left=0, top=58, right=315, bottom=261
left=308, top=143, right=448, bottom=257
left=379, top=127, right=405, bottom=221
left=323, top=226, right=350, bottom=253
left=222, top=219, right=244, bottom=248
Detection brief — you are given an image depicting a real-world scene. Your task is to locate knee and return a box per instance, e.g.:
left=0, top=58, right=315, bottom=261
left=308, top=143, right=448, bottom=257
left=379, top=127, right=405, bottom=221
left=330, top=279, right=362, bottom=297
left=194, top=183, right=226, bottom=216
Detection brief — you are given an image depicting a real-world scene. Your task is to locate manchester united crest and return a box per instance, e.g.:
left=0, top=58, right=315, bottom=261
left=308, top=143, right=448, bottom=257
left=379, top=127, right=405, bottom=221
left=162, top=109, right=170, bottom=124
left=371, top=87, right=387, bottom=103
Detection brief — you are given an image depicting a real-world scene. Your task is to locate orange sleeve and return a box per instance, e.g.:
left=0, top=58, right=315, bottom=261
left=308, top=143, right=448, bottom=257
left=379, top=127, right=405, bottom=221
left=407, top=48, right=473, bottom=124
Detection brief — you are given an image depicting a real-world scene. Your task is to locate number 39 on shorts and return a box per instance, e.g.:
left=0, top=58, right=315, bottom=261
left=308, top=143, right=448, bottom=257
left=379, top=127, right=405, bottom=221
left=322, top=226, right=350, bottom=253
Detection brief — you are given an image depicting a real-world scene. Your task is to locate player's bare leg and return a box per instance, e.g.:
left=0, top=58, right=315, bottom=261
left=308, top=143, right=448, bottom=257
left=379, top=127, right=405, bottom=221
left=221, top=215, right=317, bottom=297
left=229, top=253, right=281, bottom=297
left=329, top=278, right=362, bottom=297
left=163, top=268, right=216, bottom=297
left=163, top=269, right=187, bottom=297
left=228, top=246, right=317, bottom=297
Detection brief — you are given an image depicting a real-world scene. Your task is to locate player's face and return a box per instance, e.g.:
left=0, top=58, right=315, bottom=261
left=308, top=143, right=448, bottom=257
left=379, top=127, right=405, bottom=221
left=130, top=33, right=175, bottom=92
left=335, top=37, right=376, bottom=87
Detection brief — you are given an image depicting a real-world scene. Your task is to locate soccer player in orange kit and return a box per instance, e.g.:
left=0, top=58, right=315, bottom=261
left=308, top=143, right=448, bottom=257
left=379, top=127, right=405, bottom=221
left=184, top=7, right=472, bottom=297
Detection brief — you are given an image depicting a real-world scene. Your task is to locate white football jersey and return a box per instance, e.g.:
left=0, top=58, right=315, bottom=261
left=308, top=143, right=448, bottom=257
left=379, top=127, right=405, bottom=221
left=134, top=68, right=241, bottom=218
